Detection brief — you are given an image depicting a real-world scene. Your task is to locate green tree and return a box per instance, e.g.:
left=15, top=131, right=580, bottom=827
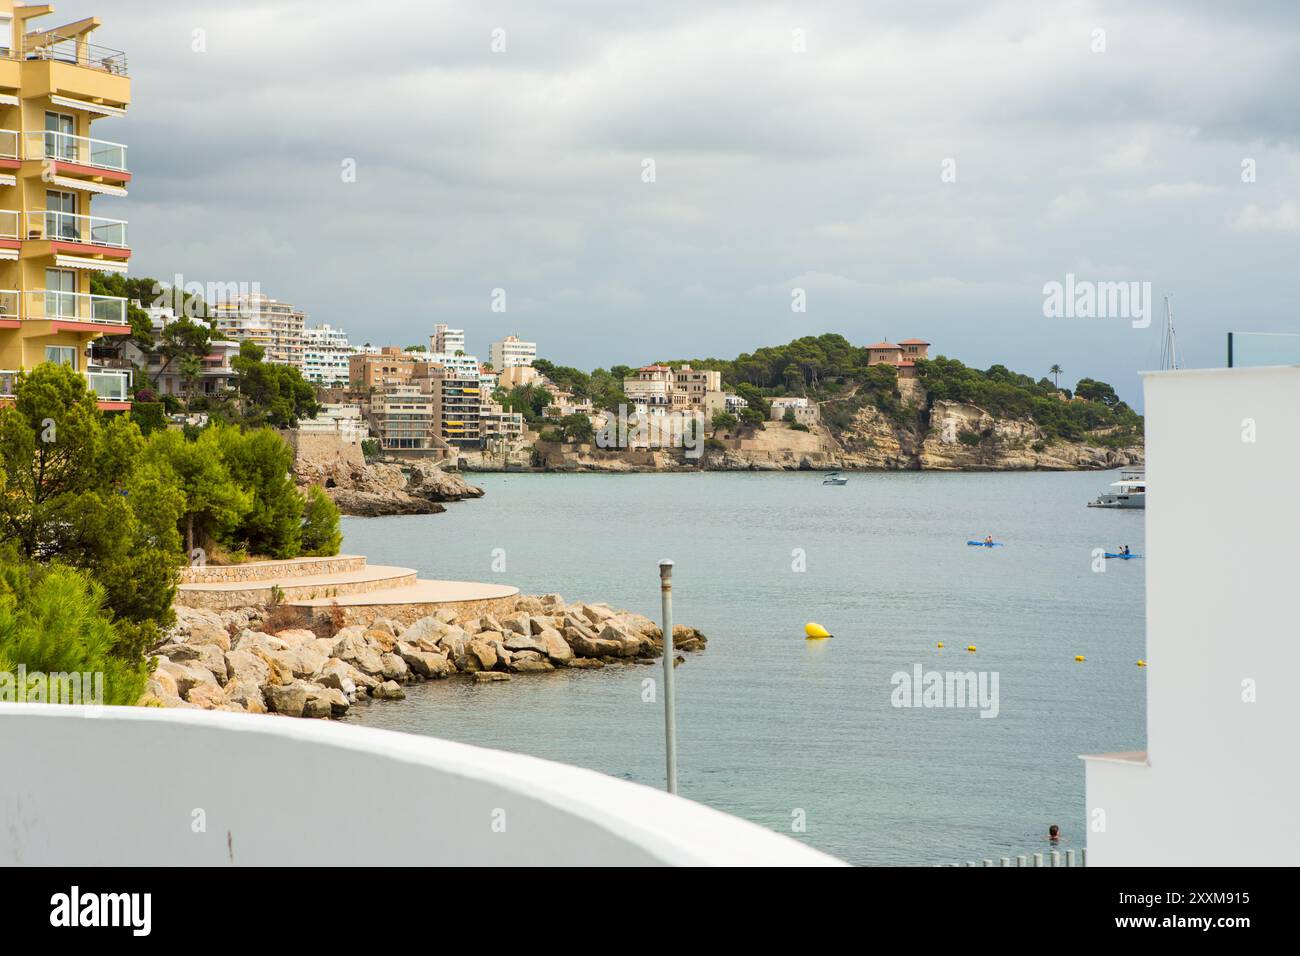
left=0, top=363, right=184, bottom=630
left=300, top=485, right=342, bottom=557
left=1049, top=364, right=1063, bottom=387
left=232, top=341, right=318, bottom=428
left=214, top=426, right=303, bottom=558
left=145, top=427, right=251, bottom=556
left=0, top=552, right=150, bottom=706
left=712, top=411, right=739, bottom=435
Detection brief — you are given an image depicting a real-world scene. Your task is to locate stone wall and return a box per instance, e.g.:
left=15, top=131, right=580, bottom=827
left=282, top=429, right=366, bottom=477
left=293, top=594, right=522, bottom=630
left=179, top=556, right=367, bottom=585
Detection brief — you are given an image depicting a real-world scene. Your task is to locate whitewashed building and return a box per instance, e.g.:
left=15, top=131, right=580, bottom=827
left=489, top=334, right=537, bottom=370
left=301, top=324, right=354, bottom=385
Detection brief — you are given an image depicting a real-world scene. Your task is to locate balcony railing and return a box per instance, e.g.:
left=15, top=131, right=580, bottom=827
left=0, top=211, right=16, bottom=240
left=0, top=129, right=17, bottom=161
left=87, top=367, right=131, bottom=402
left=25, top=130, right=128, bottom=172
left=0, top=289, right=18, bottom=319
left=25, top=210, right=128, bottom=248
left=23, top=290, right=128, bottom=326
left=0, top=369, right=17, bottom=398
left=22, top=33, right=129, bottom=77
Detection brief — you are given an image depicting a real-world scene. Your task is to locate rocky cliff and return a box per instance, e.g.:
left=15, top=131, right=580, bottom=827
left=295, top=456, right=485, bottom=517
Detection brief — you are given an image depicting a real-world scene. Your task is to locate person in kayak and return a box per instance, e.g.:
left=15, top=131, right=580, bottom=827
left=1121, top=545, right=1131, bottom=556
left=984, top=535, right=994, bottom=546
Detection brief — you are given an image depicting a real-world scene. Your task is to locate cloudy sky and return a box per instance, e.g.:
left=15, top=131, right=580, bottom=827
left=74, top=0, right=1300, bottom=405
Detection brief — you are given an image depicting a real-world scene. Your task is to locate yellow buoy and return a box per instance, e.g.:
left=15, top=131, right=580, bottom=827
left=966, top=645, right=977, bottom=653
left=1136, top=660, right=1147, bottom=667
left=1074, top=655, right=1086, bottom=663
left=936, top=642, right=944, bottom=649
left=804, top=622, right=832, bottom=640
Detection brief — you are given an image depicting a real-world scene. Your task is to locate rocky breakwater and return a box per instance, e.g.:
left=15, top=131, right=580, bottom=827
left=142, top=596, right=707, bottom=718
left=297, top=457, right=485, bottom=517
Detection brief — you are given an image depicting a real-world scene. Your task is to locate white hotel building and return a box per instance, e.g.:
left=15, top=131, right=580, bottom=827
left=489, top=335, right=536, bottom=370
left=301, top=324, right=353, bottom=385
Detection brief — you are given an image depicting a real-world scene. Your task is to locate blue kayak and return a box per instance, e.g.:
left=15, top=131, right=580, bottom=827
left=1104, top=552, right=1142, bottom=559
left=966, top=541, right=1004, bottom=547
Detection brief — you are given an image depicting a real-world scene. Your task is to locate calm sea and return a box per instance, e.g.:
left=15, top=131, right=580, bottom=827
left=340, top=470, right=1146, bottom=865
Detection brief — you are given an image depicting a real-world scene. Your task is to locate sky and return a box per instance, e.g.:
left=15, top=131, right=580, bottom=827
left=67, top=0, right=1300, bottom=406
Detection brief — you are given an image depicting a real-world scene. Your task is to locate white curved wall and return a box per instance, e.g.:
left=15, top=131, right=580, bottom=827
left=0, top=703, right=842, bottom=866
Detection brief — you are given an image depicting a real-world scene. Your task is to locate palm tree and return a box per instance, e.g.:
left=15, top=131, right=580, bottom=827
left=1049, top=364, right=1063, bottom=388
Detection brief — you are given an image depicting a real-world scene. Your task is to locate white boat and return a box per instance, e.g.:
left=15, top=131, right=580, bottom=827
left=1087, top=470, right=1145, bottom=509
left=823, top=472, right=848, bottom=486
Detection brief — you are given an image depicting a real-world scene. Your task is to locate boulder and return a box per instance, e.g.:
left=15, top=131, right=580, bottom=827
left=364, top=628, right=398, bottom=654
left=513, top=596, right=545, bottom=614
left=599, top=623, right=653, bottom=658
left=273, top=628, right=318, bottom=647
left=379, top=652, right=409, bottom=681
left=400, top=616, right=449, bottom=647
left=333, top=633, right=384, bottom=675
left=477, top=614, right=504, bottom=634
left=156, top=642, right=228, bottom=684
left=156, top=659, right=218, bottom=697
left=224, top=677, right=267, bottom=714
left=465, top=639, right=498, bottom=672
left=263, top=682, right=309, bottom=717
left=186, top=622, right=232, bottom=652
left=185, top=682, right=228, bottom=709
left=318, top=658, right=358, bottom=698
left=405, top=461, right=485, bottom=501
left=369, top=618, right=399, bottom=637
left=224, top=649, right=271, bottom=686
left=397, top=643, right=452, bottom=678
left=538, top=628, right=573, bottom=664
left=303, top=683, right=348, bottom=718
left=502, top=614, right=532, bottom=636
left=373, top=680, right=406, bottom=700
left=503, top=631, right=548, bottom=655
left=580, top=603, right=615, bottom=626
left=563, top=626, right=623, bottom=659
left=147, top=667, right=178, bottom=699
left=508, top=657, right=555, bottom=674
left=434, top=608, right=459, bottom=625
left=473, top=671, right=511, bottom=683
left=436, top=626, right=470, bottom=659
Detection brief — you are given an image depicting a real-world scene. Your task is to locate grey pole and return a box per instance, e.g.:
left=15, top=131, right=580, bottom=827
left=659, top=559, right=678, bottom=795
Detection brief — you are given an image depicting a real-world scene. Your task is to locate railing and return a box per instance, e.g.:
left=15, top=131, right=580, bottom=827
left=23, top=290, right=127, bottom=326
left=0, top=289, right=18, bottom=319
left=0, top=129, right=16, bottom=161
left=0, top=211, right=15, bottom=240
left=87, top=367, right=130, bottom=402
left=0, top=369, right=16, bottom=398
left=947, top=849, right=1086, bottom=867
left=25, top=210, right=128, bottom=248
left=22, top=33, right=128, bottom=77
left=25, top=129, right=127, bottom=172
left=1226, top=331, right=1300, bottom=368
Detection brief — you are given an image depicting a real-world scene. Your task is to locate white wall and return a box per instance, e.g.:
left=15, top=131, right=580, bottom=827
left=1084, top=366, right=1300, bottom=865
left=0, top=704, right=842, bottom=866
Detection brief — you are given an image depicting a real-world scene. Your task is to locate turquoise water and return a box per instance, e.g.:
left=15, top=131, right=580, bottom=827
left=340, top=470, right=1146, bottom=865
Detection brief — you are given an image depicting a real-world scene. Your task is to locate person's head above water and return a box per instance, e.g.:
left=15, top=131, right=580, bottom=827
left=1048, top=824, right=1060, bottom=838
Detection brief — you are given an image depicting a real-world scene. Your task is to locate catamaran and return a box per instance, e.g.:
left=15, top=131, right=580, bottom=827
left=1087, top=470, right=1146, bottom=509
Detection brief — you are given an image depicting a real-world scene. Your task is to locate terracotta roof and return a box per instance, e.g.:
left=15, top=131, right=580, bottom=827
left=898, top=360, right=916, bottom=367
left=899, top=338, right=931, bottom=345
left=639, top=364, right=671, bottom=371
left=865, top=342, right=902, bottom=350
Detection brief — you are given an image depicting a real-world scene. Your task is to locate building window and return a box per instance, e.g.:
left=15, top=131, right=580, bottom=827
left=45, top=345, right=78, bottom=369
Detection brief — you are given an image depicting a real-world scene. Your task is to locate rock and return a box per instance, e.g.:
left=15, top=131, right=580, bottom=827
left=405, top=460, right=485, bottom=502
left=318, top=658, right=358, bottom=698
left=434, top=608, right=459, bottom=625
left=502, top=614, right=532, bottom=636
left=185, top=682, right=228, bottom=709
left=369, top=618, right=399, bottom=637
left=186, top=622, right=232, bottom=652
left=400, top=616, right=449, bottom=647
left=599, top=623, right=652, bottom=658
left=156, top=659, right=218, bottom=697
left=373, top=680, right=406, bottom=700
left=147, top=668, right=178, bottom=698
left=263, top=682, right=309, bottom=717
left=155, top=642, right=228, bottom=684
left=364, top=628, right=398, bottom=653
left=487, top=639, right=512, bottom=667
left=538, top=594, right=565, bottom=609
left=503, top=631, right=547, bottom=654
left=273, top=628, right=318, bottom=646
left=224, top=678, right=267, bottom=714
left=514, top=596, right=545, bottom=614
left=379, top=652, right=409, bottom=681
left=302, top=683, right=348, bottom=718
left=398, top=644, right=452, bottom=678
left=508, top=657, right=555, bottom=674
left=224, top=649, right=271, bottom=686
left=436, top=626, right=470, bottom=659
left=563, top=626, right=623, bottom=659
left=477, top=614, right=504, bottom=634
left=565, top=657, right=605, bottom=669
left=473, top=671, right=511, bottom=683
left=538, top=628, right=573, bottom=663
left=464, top=639, right=498, bottom=672
left=328, top=487, right=447, bottom=517
left=581, top=603, right=615, bottom=626
left=333, top=633, right=385, bottom=675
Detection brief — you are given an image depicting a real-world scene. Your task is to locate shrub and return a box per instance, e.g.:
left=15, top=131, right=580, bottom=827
left=300, top=485, right=342, bottom=557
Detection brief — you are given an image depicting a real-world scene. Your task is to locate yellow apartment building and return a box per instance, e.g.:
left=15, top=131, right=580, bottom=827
left=0, top=1, right=132, bottom=410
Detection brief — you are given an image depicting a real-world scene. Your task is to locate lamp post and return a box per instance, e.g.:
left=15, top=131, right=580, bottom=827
left=659, top=559, right=678, bottom=795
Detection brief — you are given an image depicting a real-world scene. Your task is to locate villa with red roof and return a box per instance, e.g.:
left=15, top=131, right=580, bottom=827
left=865, top=339, right=931, bottom=378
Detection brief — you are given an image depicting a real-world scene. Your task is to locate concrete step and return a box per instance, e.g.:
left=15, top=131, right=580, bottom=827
left=289, top=579, right=521, bottom=629
left=179, top=555, right=369, bottom=586
left=176, top=565, right=419, bottom=610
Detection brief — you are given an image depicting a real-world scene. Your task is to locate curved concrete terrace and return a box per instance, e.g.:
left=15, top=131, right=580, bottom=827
left=0, top=704, right=843, bottom=866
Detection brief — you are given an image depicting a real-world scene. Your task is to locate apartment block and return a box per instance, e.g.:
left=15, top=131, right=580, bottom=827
left=488, top=334, right=536, bottom=370
left=624, top=363, right=724, bottom=414
left=349, top=346, right=421, bottom=389
left=0, top=1, right=133, bottom=409
left=208, top=292, right=305, bottom=369
left=123, top=302, right=238, bottom=398
left=301, top=323, right=352, bottom=385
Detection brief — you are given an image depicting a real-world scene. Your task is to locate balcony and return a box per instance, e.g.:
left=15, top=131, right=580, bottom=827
left=22, top=33, right=128, bottom=78
left=25, top=210, right=128, bottom=249
left=0, top=289, right=17, bottom=320
left=0, top=369, right=16, bottom=399
left=25, top=130, right=128, bottom=173
left=0, top=129, right=16, bottom=162
left=87, top=366, right=131, bottom=402
left=22, top=289, right=128, bottom=327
